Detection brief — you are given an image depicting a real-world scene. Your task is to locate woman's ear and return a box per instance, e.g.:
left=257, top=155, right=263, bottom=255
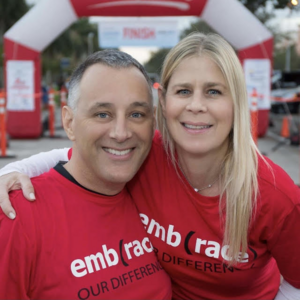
left=62, top=106, right=75, bottom=141
left=158, top=86, right=166, bottom=117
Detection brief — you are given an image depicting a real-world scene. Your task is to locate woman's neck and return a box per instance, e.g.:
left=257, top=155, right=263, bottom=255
left=176, top=148, right=226, bottom=196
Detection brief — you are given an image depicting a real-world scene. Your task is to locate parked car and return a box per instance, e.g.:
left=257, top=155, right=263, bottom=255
left=271, top=70, right=300, bottom=114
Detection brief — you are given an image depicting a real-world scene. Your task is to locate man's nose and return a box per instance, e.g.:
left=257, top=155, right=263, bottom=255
left=109, top=116, right=132, bottom=142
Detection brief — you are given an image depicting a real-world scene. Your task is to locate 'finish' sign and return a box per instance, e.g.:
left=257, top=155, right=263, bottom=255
left=98, top=19, right=179, bottom=48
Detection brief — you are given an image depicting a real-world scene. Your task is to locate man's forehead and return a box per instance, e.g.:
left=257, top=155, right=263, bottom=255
left=81, top=64, right=148, bottom=89
left=78, top=64, right=152, bottom=105
left=81, top=63, right=143, bottom=81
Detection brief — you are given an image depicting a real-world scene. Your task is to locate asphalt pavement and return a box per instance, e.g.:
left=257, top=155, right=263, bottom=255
left=257, top=131, right=299, bottom=185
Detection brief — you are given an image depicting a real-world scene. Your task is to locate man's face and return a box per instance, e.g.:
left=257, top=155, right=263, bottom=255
left=63, top=64, right=155, bottom=195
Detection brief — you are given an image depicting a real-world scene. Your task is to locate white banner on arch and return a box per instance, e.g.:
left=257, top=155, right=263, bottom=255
left=7, top=60, right=35, bottom=111
left=244, top=59, right=271, bottom=110
left=98, top=19, right=179, bottom=48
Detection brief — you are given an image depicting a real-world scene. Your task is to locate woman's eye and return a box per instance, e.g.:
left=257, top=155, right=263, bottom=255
left=208, top=89, right=221, bottom=95
left=97, top=113, right=109, bottom=118
left=177, top=89, right=190, bottom=95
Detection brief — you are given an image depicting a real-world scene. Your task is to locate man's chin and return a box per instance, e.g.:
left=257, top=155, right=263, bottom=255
left=107, top=172, right=136, bottom=185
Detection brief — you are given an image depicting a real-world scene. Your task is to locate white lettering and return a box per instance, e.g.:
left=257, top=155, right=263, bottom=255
left=139, top=213, right=149, bottom=229
left=166, top=225, right=181, bottom=247
left=238, top=252, right=249, bottom=263
left=124, top=242, right=133, bottom=259
left=132, top=240, right=144, bottom=257
left=142, top=237, right=153, bottom=253
left=195, top=239, right=207, bottom=253
left=85, top=252, right=107, bottom=273
left=103, top=245, right=119, bottom=266
left=70, top=259, right=87, bottom=278
left=140, top=213, right=251, bottom=264
left=205, top=241, right=220, bottom=258
left=124, top=238, right=154, bottom=260
left=221, top=245, right=249, bottom=262
left=221, top=245, right=231, bottom=261
left=147, top=219, right=166, bottom=241
left=70, top=237, right=154, bottom=279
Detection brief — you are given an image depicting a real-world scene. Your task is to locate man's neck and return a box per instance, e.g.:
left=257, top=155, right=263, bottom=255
left=63, top=160, right=125, bottom=196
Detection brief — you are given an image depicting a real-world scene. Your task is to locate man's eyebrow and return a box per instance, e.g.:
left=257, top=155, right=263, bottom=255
left=89, top=102, right=113, bottom=110
left=129, top=101, right=152, bottom=110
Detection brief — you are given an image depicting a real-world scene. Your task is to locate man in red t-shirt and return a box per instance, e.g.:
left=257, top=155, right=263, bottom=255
left=0, top=50, right=171, bottom=299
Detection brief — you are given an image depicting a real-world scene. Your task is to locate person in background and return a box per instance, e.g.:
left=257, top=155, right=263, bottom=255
left=0, top=33, right=299, bottom=300
left=41, top=83, right=49, bottom=110
left=0, top=50, right=171, bottom=299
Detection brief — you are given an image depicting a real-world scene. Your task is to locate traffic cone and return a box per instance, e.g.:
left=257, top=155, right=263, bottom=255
left=280, top=116, right=290, bottom=138
left=0, top=90, right=16, bottom=158
left=250, top=88, right=258, bottom=144
left=0, top=90, right=7, bottom=156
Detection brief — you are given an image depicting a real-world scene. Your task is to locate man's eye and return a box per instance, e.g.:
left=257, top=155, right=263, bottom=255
left=131, top=112, right=143, bottom=118
left=97, top=113, right=109, bottom=118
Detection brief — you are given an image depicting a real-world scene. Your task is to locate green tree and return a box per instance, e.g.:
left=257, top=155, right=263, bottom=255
left=144, top=20, right=216, bottom=74
left=43, top=18, right=98, bottom=60
left=272, top=30, right=300, bottom=71
left=0, top=0, right=29, bottom=44
left=144, top=49, right=169, bottom=74
left=238, top=0, right=299, bottom=24
left=144, top=1, right=296, bottom=71
left=239, top=0, right=296, bottom=13
left=0, top=1, right=99, bottom=86
left=0, top=0, right=29, bottom=87
left=180, top=20, right=216, bottom=38
left=41, top=18, right=99, bottom=85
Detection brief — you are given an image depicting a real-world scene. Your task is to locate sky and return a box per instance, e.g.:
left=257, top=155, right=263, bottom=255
left=25, top=0, right=300, bottom=63
left=269, top=5, right=300, bottom=32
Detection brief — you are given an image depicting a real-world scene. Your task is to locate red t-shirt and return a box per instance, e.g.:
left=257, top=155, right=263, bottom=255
left=0, top=167, right=172, bottom=299
left=127, top=131, right=300, bottom=300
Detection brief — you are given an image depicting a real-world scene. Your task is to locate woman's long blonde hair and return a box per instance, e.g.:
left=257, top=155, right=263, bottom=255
left=157, top=32, right=260, bottom=265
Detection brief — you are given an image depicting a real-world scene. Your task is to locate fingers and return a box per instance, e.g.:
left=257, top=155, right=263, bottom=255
left=0, top=172, right=35, bottom=220
left=19, top=174, right=35, bottom=201
left=0, top=197, right=16, bottom=219
left=0, top=172, right=20, bottom=219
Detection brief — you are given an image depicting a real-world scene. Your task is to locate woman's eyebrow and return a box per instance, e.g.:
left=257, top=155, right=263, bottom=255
left=205, top=82, right=227, bottom=89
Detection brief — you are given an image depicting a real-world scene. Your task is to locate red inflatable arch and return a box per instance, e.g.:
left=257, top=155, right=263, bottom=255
left=4, top=0, right=273, bottom=138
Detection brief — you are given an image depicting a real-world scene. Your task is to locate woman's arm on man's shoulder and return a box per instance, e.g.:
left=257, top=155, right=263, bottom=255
left=0, top=148, right=70, bottom=219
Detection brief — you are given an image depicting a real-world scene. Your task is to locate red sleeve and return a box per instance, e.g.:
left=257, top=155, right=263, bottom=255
left=258, top=159, right=300, bottom=288
left=68, top=148, right=72, bottom=160
left=0, top=193, right=34, bottom=299
left=269, top=197, right=300, bottom=288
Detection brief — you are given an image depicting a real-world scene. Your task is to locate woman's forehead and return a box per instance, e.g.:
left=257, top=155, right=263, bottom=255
left=168, top=55, right=226, bottom=85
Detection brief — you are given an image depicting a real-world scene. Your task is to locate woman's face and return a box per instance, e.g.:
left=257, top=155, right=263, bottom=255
left=160, top=55, right=234, bottom=159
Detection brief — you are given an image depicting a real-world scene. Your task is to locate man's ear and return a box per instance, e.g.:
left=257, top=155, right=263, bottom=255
left=158, top=86, right=166, bottom=117
left=62, top=106, right=75, bottom=141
